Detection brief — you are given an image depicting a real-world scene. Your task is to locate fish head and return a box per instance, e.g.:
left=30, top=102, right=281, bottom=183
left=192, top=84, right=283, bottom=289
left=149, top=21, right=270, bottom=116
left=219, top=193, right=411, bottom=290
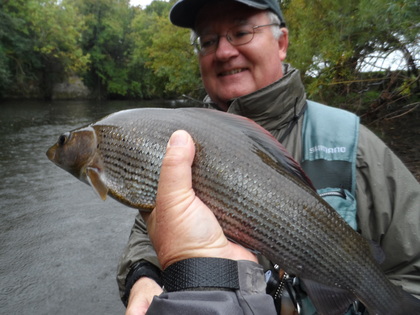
left=46, top=126, right=98, bottom=179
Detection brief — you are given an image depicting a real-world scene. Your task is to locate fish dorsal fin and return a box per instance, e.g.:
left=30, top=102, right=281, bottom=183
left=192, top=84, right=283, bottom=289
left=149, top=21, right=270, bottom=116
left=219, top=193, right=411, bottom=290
left=246, top=132, right=314, bottom=189
left=86, top=167, right=108, bottom=200
left=301, top=278, right=356, bottom=315
left=193, top=108, right=315, bottom=190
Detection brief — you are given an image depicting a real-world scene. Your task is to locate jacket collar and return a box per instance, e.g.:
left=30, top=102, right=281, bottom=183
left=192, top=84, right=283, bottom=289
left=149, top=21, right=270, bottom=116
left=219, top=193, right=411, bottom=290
left=203, top=64, right=307, bottom=133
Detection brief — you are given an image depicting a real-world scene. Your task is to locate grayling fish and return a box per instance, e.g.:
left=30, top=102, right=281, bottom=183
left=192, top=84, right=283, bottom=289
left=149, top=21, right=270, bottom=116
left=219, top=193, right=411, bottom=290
left=46, top=108, right=420, bottom=315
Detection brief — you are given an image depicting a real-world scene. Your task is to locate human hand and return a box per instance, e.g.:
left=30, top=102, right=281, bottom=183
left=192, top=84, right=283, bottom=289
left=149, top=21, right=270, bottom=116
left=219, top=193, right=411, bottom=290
left=125, top=277, right=163, bottom=315
left=146, top=130, right=257, bottom=270
left=126, top=130, right=257, bottom=314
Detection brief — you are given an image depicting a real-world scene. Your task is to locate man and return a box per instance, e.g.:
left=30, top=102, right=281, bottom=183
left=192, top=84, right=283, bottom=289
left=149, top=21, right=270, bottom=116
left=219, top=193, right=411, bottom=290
left=117, top=0, right=420, bottom=314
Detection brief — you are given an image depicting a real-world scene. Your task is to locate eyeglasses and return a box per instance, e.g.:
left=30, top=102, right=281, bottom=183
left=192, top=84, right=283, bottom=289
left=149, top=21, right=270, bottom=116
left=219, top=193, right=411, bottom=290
left=193, top=23, right=280, bottom=56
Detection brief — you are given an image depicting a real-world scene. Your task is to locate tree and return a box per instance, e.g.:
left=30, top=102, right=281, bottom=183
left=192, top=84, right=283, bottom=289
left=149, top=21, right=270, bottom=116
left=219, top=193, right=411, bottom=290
left=0, top=3, right=28, bottom=96
left=283, top=0, right=419, bottom=118
left=71, top=0, right=134, bottom=99
left=126, top=7, right=164, bottom=98
left=0, top=0, right=89, bottom=99
left=129, top=0, right=201, bottom=99
left=145, top=9, right=201, bottom=97
left=31, top=0, right=89, bottom=98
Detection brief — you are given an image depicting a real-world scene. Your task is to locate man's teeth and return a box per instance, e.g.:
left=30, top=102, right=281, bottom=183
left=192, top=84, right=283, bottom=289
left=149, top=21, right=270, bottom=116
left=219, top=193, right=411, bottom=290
left=222, top=69, right=245, bottom=76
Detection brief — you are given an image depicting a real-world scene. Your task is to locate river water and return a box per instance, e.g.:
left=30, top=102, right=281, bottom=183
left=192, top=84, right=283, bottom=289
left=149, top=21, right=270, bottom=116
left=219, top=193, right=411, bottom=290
left=0, top=100, right=187, bottom=314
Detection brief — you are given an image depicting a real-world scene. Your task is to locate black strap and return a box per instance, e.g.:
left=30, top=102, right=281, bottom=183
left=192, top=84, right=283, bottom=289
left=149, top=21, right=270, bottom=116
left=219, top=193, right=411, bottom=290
left=162, top=257, right=240, bottom=292
left=122, top=260, right=162, bottom=306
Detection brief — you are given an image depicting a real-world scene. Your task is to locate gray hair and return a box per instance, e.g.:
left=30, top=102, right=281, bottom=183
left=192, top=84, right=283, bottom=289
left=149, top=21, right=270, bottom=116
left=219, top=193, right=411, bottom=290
left=266, top=11, right=283, bottom=40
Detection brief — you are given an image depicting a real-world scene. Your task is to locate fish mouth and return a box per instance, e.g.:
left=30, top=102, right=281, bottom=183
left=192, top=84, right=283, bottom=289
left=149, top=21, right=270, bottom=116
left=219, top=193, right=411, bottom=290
left=46, top=146, right=56, bottom=161
left=218, top=68, right=247, bottom=77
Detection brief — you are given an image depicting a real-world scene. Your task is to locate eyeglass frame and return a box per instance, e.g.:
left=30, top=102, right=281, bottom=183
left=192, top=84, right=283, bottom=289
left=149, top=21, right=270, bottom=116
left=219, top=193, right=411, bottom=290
left=192, top=23, right=280, bottom=56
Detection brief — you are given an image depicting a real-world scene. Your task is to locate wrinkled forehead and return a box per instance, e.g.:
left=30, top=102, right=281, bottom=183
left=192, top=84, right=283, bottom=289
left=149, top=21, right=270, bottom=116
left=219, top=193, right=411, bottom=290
left=194, top=1, right=268, bottom=34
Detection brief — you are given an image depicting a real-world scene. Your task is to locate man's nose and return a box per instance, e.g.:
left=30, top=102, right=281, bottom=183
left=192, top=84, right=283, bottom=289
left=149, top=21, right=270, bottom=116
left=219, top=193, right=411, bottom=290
left=214, top=36, right=239, bottom=60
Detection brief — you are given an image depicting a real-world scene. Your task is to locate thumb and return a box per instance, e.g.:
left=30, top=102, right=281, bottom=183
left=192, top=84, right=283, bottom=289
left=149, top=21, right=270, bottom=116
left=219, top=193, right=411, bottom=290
left=155, top=130, right=196, bottom=211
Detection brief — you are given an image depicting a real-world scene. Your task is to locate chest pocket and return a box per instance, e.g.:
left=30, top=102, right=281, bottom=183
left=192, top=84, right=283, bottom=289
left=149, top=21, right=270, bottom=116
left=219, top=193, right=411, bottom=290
left=301, top=101, right=360, bottom=230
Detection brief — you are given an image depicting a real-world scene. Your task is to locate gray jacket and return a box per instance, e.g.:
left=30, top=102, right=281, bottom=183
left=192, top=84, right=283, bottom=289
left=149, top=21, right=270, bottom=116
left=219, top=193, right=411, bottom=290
left=117, top=64, right=420, bottom=311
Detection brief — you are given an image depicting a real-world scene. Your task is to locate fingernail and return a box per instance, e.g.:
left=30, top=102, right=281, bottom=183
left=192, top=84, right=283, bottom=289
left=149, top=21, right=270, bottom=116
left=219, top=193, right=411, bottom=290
left=169, top=130, right=188, bottom=147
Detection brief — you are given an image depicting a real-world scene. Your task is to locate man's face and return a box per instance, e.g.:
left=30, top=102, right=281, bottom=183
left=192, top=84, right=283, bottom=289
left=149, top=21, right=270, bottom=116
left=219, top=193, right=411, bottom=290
left=195, top=1, right=288, bottom=110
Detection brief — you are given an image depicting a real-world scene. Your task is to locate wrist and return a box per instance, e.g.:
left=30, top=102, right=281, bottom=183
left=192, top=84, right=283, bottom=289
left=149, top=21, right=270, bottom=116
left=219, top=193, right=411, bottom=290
left=122, top=260, right=162, bottom=306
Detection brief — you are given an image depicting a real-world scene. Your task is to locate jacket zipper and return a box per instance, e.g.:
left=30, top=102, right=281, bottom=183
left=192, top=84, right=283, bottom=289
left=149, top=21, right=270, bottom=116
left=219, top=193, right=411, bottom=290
left=319, top=189, right=346, bottom=199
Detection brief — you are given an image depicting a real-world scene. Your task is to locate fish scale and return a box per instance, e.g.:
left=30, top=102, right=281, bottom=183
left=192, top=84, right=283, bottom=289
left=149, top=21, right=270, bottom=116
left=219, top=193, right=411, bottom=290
left=190, top=121, right=385, bottom=312
left=46, top=107, right=420, bottom=315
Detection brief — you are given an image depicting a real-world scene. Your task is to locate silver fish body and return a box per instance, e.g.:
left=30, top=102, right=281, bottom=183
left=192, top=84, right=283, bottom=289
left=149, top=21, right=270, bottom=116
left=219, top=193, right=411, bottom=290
left=47, top=108, right=420, bottom=315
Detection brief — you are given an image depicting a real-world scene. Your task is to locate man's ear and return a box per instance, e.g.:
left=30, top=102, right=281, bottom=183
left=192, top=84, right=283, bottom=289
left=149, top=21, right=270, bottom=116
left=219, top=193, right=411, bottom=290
left=278, top=28, right=289, bottom=61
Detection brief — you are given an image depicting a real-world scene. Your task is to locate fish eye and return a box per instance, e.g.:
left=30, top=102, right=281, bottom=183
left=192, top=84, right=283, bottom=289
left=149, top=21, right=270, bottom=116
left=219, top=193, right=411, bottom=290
left=58, top=132, right=70, bottom=146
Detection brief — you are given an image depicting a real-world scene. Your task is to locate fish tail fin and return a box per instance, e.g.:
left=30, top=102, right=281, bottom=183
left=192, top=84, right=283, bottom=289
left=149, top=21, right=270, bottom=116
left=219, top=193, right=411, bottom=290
left=364, top=286, right=420, bottom=315
left=396, top=290, right=420, bottom=315
left=301, top=279, right=356, bottom=315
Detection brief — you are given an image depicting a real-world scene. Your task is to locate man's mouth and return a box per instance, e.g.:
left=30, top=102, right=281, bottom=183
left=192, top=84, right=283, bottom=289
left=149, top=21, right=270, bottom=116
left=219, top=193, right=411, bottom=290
left=219, top=68, right=246, bottom=77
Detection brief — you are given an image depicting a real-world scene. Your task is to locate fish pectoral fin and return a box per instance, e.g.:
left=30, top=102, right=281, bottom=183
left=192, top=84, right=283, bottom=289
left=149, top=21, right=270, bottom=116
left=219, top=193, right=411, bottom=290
left=86, top=167, right=108, bottom=200
left=301, top=278, right=356, bottom=315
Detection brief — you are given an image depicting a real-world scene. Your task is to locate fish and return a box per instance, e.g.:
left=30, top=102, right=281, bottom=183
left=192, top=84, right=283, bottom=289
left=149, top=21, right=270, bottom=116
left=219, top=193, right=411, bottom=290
left=46, top=107, right=420, bottom=315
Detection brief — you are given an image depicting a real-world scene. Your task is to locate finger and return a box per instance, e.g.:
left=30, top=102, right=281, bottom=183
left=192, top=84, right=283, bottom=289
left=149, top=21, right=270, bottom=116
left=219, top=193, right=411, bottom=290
left=155, top=130, right=196, bottom=211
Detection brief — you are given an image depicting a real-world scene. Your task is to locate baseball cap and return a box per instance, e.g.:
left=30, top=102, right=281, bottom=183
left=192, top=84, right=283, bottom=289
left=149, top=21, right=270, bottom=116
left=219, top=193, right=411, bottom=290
left=169, top=0, right=286, bottom=29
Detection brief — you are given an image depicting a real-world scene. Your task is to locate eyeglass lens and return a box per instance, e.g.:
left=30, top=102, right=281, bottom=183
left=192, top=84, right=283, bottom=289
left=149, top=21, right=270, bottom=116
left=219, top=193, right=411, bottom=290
left=195, top=23, right=278, bottom=55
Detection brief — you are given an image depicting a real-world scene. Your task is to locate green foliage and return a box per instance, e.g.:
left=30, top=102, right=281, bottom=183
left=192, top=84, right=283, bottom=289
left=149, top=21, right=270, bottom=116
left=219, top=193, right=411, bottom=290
left=1, top=0, right=418, bottom=112
left=128, top=0, right=200, bottom=99
left=30, top=0, right=89, bottom=73
left=0, top=0, right=38, bottom=96
left=145, top=11, right=201, bottom=96
left=71, top=0, right=133, bottom=98
left=0, top=0, right=89, bottom=99
left=283, top=0, right=419, bottom=117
